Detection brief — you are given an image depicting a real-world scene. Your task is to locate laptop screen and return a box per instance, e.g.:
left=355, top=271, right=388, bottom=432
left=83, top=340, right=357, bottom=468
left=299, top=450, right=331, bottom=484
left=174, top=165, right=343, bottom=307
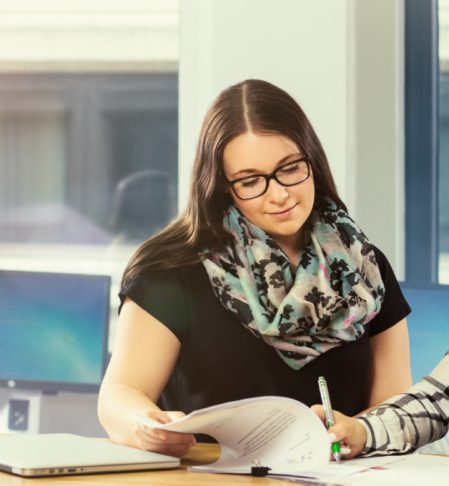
left=0, top=270, right=110, bottom=393
left=401, top=283, right=449, bottom=382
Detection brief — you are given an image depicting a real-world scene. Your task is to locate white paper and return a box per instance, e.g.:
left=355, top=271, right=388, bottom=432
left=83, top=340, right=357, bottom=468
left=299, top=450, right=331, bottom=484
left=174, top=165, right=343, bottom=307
left=138, top=397, right=449, bottom=482
left=330, top=454, right=449, bottom=486
left=138, top=395, right=330, bottom=474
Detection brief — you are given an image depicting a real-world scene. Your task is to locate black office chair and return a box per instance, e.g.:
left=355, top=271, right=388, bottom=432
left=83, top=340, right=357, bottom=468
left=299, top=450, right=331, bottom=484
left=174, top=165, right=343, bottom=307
left=110, top=170, right=172, bottom=244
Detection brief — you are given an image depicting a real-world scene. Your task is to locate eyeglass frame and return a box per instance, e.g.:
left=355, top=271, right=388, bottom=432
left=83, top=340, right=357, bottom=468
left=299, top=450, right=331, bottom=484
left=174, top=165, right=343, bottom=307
left=225, top=157, right=311, bottom=200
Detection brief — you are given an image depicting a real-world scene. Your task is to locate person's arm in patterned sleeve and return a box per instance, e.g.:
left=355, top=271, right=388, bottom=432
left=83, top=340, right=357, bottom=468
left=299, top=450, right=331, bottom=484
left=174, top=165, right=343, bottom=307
left=312, top=351, right=449, bottom=458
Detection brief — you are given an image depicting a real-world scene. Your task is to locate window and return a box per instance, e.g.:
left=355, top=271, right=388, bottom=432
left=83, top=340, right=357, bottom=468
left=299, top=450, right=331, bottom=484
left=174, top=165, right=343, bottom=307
left=439, top=0, right=449, bottom=282
left=0, top=73, right=177, bottom=248
left=405, top=0, right=449, bottom=284
left=0, top=2, right=179, bottom=341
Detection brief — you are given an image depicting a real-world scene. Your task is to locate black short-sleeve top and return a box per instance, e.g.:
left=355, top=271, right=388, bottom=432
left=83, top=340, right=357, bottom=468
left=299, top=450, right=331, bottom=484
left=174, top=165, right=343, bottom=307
left=119, top=246, right=410, bottom=417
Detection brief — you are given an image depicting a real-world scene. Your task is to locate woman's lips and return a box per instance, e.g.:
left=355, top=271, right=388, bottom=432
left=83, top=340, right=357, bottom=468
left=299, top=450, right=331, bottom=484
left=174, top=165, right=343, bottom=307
left=268, top=204, right=298, bottom=220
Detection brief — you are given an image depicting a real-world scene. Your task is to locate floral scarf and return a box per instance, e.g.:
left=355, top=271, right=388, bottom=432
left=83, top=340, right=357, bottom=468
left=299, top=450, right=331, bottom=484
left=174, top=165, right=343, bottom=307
left=201, top=198, right=385, bottom=370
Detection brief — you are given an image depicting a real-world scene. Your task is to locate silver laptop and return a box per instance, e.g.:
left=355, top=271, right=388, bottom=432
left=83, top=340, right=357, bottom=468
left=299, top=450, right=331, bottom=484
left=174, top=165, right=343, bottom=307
left=0, top=433, right=180, bottom=477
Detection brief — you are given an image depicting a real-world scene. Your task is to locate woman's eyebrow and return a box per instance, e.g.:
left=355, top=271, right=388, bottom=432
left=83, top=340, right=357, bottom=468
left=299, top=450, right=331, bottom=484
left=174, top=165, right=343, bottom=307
left=229, top=153, right=302, bottom=178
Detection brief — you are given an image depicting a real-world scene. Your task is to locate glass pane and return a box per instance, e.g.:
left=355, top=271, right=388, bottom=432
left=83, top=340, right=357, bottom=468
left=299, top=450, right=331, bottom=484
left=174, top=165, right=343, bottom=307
left=439, top=0, right=449, bottom=283
left=0, top=74, right=177, bottom=247
left=0, top=73, right=178, bottom=340
left=0, top=110, right=67, bottom=242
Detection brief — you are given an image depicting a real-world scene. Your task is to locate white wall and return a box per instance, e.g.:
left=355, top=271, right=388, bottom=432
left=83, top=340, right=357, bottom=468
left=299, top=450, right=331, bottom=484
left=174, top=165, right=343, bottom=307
left=179, top=0, right=404, bottom=276
left=353, top=0, right=404, bottom=278
left=179, top=0, right=352, bottom=208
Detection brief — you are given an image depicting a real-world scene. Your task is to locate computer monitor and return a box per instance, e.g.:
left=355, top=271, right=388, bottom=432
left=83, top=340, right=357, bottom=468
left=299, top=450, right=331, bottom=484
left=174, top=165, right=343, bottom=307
left=0, top=270, right=110, bottom=393
left=401, top=283, right=449, bottom=382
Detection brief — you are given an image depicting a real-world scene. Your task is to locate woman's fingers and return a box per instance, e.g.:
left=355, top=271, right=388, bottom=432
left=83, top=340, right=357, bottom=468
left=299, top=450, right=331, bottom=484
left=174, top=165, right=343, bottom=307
left=137, top=425, right=195, bottom=446
left=329, top=415, right=354, bottom=441
left=311, top=404, right=325, bottom=421
left=165, top=411, right=188, bottom=421
left=145, top=408, right=176, bottom=424
left=311, top=405, right=366, bottom=458
left=134, top=409, right=196, bottom=457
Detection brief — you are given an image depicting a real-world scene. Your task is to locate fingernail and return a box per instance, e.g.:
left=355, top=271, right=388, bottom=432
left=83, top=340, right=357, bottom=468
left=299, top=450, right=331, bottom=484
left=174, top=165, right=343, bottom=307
left=327, top=432, right=337, bottom=443
left=341, top=447, right=351, bottom=455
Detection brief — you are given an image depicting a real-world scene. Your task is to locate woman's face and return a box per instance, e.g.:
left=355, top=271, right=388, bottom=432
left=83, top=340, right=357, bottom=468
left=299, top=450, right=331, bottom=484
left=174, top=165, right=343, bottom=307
left=222, top=131, right=315, bottom=252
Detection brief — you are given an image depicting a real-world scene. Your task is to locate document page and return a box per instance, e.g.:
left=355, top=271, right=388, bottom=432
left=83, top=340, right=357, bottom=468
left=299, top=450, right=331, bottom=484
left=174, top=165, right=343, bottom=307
left=272, top=456, right=403, bottom=481
left=138, top=395, right=330, bottom=474
left=325, top=454, right=449, bottom=486
left=139, top=399, right=449, bottom=481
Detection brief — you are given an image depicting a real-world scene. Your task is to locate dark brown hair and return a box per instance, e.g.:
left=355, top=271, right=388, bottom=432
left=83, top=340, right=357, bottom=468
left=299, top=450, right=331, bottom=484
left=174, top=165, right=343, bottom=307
left=122, top=79, right=346, bottom=287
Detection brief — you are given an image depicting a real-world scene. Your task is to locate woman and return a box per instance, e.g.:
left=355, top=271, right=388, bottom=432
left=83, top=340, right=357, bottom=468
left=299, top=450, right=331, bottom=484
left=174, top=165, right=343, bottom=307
left=312, top=351, right=449, bottom=457
left=98, top=79, right=411, bottom=457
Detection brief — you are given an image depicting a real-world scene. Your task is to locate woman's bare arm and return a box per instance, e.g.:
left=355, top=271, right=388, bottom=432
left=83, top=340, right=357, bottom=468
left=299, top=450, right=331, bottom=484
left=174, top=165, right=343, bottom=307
left=97, top=298, right=195, bottom=456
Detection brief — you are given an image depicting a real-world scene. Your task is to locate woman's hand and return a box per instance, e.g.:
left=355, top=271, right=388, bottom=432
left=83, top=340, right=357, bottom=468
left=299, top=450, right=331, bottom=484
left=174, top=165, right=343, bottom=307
left=134, top=409, right=196, bottom=457
left=311, top=405, right=367, bottom=459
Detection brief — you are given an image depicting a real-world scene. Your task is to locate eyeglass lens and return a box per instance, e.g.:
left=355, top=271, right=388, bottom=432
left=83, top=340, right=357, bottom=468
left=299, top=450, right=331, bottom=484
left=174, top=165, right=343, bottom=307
left=231, top=159, right=309, bottom=199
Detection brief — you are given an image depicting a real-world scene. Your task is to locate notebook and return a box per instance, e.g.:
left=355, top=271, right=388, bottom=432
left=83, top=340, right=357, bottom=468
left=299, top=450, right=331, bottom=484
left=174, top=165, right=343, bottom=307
left=0, top=433, right=180, bottom=477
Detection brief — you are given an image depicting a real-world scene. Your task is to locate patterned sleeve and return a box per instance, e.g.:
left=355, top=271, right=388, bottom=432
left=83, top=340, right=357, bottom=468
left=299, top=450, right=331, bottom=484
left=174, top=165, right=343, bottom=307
left=357, top=351, right=449, bottom=456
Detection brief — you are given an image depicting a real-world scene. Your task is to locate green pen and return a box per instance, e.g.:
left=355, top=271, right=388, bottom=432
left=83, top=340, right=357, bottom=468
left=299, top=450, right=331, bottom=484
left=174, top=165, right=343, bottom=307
left=318, top=376, right=341, bottom=462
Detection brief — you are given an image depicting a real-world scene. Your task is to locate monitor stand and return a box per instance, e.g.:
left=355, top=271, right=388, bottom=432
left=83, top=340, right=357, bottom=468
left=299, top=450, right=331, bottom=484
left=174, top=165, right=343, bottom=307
left=0, top=390, right=42, bottom=433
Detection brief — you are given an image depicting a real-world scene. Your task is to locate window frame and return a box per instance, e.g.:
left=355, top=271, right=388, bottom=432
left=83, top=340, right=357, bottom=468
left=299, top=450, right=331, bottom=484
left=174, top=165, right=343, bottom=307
left=405, top=0, right=440, bottom=283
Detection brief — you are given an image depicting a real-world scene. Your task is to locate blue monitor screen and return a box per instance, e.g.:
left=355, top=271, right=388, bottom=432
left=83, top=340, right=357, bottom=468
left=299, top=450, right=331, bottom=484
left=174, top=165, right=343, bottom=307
left=0, top=271, right=110, bottom=392
left=401, top=285, right=449, bottom=382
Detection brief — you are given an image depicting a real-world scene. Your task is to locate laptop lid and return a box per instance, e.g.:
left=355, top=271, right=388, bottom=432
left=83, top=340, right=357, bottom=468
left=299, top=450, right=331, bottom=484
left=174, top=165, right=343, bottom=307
left=0, top=433, right=180, bottom=477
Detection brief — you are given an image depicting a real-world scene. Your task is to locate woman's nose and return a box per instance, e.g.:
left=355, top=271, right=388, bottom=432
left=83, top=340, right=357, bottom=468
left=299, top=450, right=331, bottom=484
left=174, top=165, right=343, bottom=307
left=266, top=178, right=289, bottom=202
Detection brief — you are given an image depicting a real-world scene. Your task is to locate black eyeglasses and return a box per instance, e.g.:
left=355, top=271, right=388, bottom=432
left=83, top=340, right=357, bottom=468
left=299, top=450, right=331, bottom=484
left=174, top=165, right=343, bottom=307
left=226, top=158, right=311, bottom=200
